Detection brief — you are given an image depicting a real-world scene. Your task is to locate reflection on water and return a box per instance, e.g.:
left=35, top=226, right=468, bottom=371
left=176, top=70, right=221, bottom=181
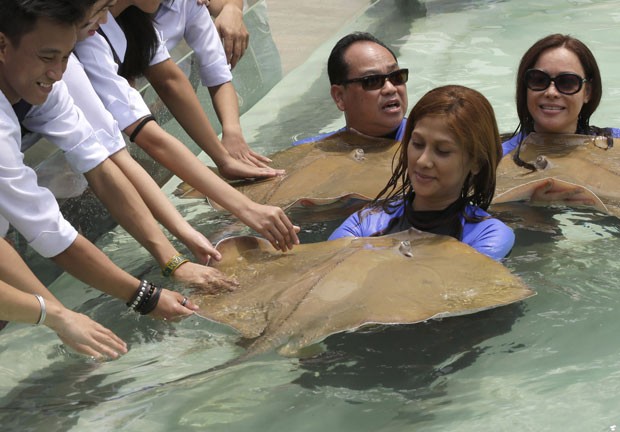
left=3, top=0, right=620, bottom=431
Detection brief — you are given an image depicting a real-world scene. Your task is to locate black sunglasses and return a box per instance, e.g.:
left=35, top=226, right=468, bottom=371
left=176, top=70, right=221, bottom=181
left=525, top=68, right=588, bottom=95
left=341, top=68, right=409, bottom=91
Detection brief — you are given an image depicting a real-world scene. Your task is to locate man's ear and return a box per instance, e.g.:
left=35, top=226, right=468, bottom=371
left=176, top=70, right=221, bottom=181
left=330, top=84, right=347, bottom=112
left=584, top=82, right=592, bottom=104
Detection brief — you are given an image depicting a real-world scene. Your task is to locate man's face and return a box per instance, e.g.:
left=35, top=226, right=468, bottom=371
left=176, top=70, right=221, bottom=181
left=330, top=41, right=408, bottom=138
left=0, top=18, right=75, bottom=105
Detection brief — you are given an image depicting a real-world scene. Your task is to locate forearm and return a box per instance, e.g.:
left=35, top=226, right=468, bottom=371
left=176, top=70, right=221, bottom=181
left=133, top=122, right=264, bottom=218
left=109, top=149, right=197, bottom=245
left=144, top=61, right=231, bottom=166
left=0, top=281, right=60, bottom=324
left=208, top=82, right=243, bottom=136
left=0, top=239, right=57, bottom=301
left=84, top=160, right=178, bottom=266
left=51, top=235, right=140, bottom=303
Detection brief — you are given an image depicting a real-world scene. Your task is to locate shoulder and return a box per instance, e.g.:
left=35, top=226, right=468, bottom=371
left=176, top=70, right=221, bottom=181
left=462, top=205, right=515, bottom=260
left=501, top=133, right=524, bottom=157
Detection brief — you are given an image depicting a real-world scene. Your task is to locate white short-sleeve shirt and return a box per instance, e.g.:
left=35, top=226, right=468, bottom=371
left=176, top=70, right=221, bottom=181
left=73, top=14, right=154, bottom=130
left=0, top=89, right=78, bottom=257
left=154, top=0, right=232, bottom=87
left=64, top=54, right=126, bottom=156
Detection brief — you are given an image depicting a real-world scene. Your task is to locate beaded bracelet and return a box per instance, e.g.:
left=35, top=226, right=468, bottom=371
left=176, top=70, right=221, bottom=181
left=161, top=253, right=190, bottom=277
left=126, top=280, right=163, bottom=315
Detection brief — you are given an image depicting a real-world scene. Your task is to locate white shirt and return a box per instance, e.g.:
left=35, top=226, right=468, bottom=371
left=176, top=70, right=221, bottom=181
left=73, top=15, right=154, bottom=130
left=64, top=54, right=126, bottom=156
left=0, top=88, right=79, bottom=258
left=154, top=0, right=232, bottom=87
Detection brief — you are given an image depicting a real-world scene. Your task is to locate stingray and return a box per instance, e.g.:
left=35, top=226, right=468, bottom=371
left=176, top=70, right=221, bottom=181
left=493, top=133, right=620, bottom=216
left=174, top=130, right=400, bottom=220
left=192, top=228, right=534, bottom=361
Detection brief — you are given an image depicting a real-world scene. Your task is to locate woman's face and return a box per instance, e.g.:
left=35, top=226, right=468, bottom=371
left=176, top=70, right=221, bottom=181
left=407, top=115, right=477, bottom=211
left=527, top=47, right=591, bottom=134
left=77, top=0, right=116, bottom=41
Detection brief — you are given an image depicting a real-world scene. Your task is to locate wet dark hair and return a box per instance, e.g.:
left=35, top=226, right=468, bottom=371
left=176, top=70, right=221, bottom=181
left=372, top=85, right=501, bottom=217
left=115, top=6, right=159, bottom=80
left=0, top=0, right=88, bottom=46
left=327, top=32, right=398, bottom=85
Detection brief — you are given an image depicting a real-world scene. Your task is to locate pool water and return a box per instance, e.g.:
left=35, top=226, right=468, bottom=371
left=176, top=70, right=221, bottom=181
left=2, top=0, right=620, bottom=431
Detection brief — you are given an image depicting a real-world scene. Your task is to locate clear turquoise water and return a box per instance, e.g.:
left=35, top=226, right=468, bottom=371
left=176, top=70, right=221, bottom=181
left=2, top=0, right=620, bottom=431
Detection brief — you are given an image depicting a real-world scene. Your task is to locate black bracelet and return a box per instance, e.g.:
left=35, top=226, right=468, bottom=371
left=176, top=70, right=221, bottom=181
left=138, top=286, right=162, bottom=315
left=129, top=115, right=156, bottom=142
left=127, top=279, right=149, bottom=308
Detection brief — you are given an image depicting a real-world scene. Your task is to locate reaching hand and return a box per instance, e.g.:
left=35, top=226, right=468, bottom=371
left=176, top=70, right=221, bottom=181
left=172, top=262, right=239, bottom=293
left=213, top=3, right=249, bottom=68
left=221, top=131, right=272, bottom=169
left=238, top=202, right=301, bottom=251
left=530, top=178, right=599, bottom=207
left=217, top=156, right=285, bottom=180
left=47, top=307, right=127, bottom=360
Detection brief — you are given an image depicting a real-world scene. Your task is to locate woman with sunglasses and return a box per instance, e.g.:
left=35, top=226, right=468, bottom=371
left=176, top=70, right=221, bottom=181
left=503, top=33, right=620, bottom=157
left=329, top=85, right=514, bottom=262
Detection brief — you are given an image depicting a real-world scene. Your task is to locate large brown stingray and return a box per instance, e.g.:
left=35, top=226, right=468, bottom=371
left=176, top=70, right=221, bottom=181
left=192, top=229, right=534, bottom=360
left=493, top=133, right=620, bottom=216
left=174, top=131, right=400, bottom=220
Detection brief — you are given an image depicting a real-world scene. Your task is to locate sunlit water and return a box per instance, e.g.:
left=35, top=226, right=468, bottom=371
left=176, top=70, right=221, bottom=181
left=3, top=0, right=620, bottom=431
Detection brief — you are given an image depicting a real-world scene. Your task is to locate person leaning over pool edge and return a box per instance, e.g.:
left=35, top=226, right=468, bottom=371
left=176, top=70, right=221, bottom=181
left=0, top=0, right=196, bottom=322
left=330, top=85, right=514, bottom=262
left=18, top=0, right=239, bottom=297
left=71, top=0, right=300, bottom=251
left=153, top=0, right=269, bottom=169
left=294, top=32, right=409, bottom=145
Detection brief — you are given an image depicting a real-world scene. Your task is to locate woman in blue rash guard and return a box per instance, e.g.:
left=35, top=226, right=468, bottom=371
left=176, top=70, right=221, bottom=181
left=329, top=85, right=514, bottom=261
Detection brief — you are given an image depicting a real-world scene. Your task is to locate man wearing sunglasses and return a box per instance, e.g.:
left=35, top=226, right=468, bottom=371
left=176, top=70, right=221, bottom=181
left=294, top=32, right=408, bottom=145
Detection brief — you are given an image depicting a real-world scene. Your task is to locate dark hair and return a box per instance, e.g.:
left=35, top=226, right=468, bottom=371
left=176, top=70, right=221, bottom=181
left=514, top=33, right=602, bottom=139
left=115, top=6, right=159, bottom=80
left=372, top=85, right=501, bottom=217
left=327, top=32, right=398, bottom=85
left=0, top=0, right=88, bottom=46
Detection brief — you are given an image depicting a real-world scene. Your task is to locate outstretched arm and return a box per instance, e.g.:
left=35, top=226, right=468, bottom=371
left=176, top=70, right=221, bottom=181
left=51, top=235, right=197, bottom=320
left=0, top=239, right=127, bottom=359
left=85, top=157, right=237, bottom=291
left=144, top=59, right=282, bottom=179
left=126, top=120, right=300, bottom=251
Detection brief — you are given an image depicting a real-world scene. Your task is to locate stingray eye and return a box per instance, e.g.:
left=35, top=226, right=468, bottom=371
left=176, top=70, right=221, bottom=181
left=351, top=148, right=366, bottom=161
left=399, top=240, right=413, bottom=257
left=534, top=155, right=548, bottom=170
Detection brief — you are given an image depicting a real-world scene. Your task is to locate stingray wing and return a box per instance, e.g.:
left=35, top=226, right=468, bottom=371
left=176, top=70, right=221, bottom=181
left=193, top=229, right=534, bottom=358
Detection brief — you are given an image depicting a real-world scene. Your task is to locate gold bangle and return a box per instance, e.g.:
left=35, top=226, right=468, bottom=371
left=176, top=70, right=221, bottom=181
left=162, top=253, right=190, bottom=277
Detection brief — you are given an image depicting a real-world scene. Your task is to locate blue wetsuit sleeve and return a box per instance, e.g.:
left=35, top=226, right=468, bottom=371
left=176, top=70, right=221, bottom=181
left=328, top=211, right=365, bottom=240
left=502, top=135, right=521, bottom=157
left=463, top=218, right=515, bottom=261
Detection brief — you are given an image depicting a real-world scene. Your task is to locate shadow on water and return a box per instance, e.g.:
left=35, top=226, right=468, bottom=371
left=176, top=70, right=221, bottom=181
left=0, top=299, right=182, bottom=432
left=292, top=303, right=525, bottom=404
